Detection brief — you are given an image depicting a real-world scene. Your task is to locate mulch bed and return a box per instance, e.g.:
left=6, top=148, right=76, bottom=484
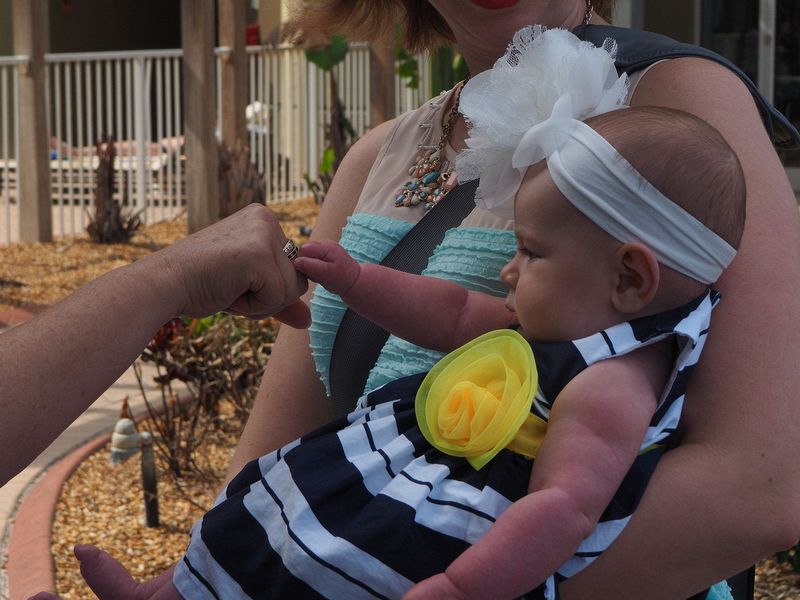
left=0, top=198, right=321, bottom=313
left=2, top=197, right=798, bottom=599
left=52, top=405, right=244, bottom=599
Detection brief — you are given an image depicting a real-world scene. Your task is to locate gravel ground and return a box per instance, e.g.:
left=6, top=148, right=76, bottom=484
left=51, top=405, right=243, bottom=598
left=2, top=197, right=797, bottom=599
left=0, top=198, right=321, bottom=312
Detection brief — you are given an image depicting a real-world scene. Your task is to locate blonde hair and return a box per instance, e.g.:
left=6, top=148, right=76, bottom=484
left=585, top=107, right=746, bottom=250
left=287, top=1, right=618, bottom=54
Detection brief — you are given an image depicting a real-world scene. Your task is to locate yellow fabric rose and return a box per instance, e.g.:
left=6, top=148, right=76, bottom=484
left=415, top=329, right=545, bottom=470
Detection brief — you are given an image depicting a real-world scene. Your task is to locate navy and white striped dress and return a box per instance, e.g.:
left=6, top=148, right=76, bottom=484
left=173, top=291, right=718, bottom=600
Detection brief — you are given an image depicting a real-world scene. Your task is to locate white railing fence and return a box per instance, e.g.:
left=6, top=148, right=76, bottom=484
left=47, top=49, right=185, bottom=236
left=0, top=44, right=434, bottom=244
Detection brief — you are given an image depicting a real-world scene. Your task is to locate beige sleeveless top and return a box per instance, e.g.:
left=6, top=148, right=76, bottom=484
left=309, top=69, right=658, bottom=399
left=352, top=86, right=515, bottom=230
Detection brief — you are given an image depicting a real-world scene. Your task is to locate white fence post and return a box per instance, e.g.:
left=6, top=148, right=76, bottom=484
left=133, top=56, right=148, bottom=219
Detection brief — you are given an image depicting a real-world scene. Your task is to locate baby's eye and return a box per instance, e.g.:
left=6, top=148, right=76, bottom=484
left=517, top=247, right=539, bottom=260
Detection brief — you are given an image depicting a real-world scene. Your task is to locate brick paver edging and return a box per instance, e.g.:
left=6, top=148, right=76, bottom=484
left=6, top=430, right=111, bottom=599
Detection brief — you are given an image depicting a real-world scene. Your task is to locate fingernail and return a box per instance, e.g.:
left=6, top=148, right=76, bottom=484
left=74, top=544, right=90, bottom=560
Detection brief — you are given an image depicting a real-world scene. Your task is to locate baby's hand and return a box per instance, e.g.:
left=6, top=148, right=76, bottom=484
left=293, top=240, right=361, bottom=296
left=402, top=573, right=471, bottom=600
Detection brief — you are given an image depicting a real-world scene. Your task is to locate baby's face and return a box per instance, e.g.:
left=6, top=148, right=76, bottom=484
left=501, top=162, right=619, bottom=341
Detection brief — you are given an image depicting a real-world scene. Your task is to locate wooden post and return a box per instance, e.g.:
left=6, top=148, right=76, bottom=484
left=370, top=38, right=396, bottom=129
left=140, top=437, right=160, bottom=528
left=258, top=0, right=282, bottom=46
left=218, top=0, right=248, bottom=150
left=181, top=0, right=219, bottom=233
left=12, top=0, right=51, bottom=242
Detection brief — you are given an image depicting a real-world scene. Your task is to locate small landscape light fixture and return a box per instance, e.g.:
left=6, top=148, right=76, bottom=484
left=110, top=417, right=160, bottom=527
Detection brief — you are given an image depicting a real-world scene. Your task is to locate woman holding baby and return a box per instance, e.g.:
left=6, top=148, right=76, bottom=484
left=63, top=1, right=800, bottom=599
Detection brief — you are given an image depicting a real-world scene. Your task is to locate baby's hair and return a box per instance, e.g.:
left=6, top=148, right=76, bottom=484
left=585, top=106, right=746, bottom=250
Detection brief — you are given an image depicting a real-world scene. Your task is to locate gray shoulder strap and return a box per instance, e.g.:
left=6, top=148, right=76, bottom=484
left=328, top=179, right=479, bottom=416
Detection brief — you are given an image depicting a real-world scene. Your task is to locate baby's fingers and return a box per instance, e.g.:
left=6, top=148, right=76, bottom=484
left=298, top=240, right=333, bottom=260
left=293, top=256, right=330, bottom=284
left=294, top=240, right=358, bottom=295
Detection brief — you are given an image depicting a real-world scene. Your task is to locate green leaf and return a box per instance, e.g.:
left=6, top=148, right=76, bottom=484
left=182, top=312, right=225, bottom=336
left=452, top=52, right=468, bottom=82
left=305, top=35, right=349, bottom=72
left=319, top=146, right=336, bottom=175
left=395, top=46, right=420, bottom=90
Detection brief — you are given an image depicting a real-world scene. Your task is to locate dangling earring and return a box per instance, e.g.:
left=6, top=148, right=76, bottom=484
left=583, top=0, right=594, bottom=25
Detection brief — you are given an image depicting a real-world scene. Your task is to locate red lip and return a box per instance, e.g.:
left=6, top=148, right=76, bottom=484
left=470, top=0, right=520, bottom=8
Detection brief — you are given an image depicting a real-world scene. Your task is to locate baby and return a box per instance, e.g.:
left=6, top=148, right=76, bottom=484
left=69, top=104, right=744, bottom=600
left=287, top=105, right=744, bottom=600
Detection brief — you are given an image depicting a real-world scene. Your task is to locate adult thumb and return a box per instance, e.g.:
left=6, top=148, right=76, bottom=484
left=273, top=300, right=311, bottom=329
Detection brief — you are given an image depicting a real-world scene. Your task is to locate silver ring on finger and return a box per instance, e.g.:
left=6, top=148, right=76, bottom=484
left=282, top=239, right=299, bottom=261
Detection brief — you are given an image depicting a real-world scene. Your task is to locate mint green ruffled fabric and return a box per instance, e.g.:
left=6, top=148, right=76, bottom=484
left=308, top=214, right=413, bottom=395
left=707, top=581, right=732, bottom=600
left=308, top=213, right=516, bottom=399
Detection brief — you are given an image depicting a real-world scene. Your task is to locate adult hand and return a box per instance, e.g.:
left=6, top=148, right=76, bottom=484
left=0, top=203, right=309, bottom=488
left=147, top=203, right=310, bottom=328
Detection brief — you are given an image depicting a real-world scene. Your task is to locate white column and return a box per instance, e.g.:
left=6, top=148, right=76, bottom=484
left=758, top=0, right=776, bottom=103
left=613, top=0, right=645, bottom=30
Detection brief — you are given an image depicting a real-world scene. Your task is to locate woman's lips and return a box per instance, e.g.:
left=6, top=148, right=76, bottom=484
left=469, top=0, right=520, bottom=8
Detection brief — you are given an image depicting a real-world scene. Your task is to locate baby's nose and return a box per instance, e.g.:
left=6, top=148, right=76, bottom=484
left=500, top=261, right=517, bottom=287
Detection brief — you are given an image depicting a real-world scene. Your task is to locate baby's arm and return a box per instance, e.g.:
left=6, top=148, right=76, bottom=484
left=404, top=342, right=672, bottom=600
left=294, top=240, right=515, bottom=352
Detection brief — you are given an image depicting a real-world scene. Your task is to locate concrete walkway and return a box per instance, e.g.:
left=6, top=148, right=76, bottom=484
left=0, top=317, right=174, bottom=599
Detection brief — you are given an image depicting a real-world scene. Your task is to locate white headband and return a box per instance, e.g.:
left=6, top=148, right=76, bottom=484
left=540, top=119, right=736, bottom=283
left=457, top=26, right=736, bottom=284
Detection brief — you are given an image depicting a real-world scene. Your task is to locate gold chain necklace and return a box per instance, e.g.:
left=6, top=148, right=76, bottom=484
left=394, top=79, right=467, bottom=211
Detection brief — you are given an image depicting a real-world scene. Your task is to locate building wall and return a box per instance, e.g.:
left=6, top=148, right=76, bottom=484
left=0, top=0, right=13, bottom=55
left=644, top=0, right=698, bottom=44
left=48, top=0, right=181, bottom=53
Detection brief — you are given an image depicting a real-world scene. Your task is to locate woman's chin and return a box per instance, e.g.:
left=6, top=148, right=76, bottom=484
left=469, top=0, right=521, bottom=8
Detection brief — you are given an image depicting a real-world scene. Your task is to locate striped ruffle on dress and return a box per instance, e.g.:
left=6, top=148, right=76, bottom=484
left=173, top=291, right=718, bottom=600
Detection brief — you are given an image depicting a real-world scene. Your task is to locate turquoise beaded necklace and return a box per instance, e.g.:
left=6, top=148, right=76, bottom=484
left=394, top=79, right=467, bottom=211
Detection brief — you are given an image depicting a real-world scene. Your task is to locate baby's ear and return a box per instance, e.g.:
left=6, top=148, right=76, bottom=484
left=610, top=243, right=660, bottom=314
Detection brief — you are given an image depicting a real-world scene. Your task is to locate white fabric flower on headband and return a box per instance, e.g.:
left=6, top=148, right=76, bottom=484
left=457, top=25, right=629, bottom=218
